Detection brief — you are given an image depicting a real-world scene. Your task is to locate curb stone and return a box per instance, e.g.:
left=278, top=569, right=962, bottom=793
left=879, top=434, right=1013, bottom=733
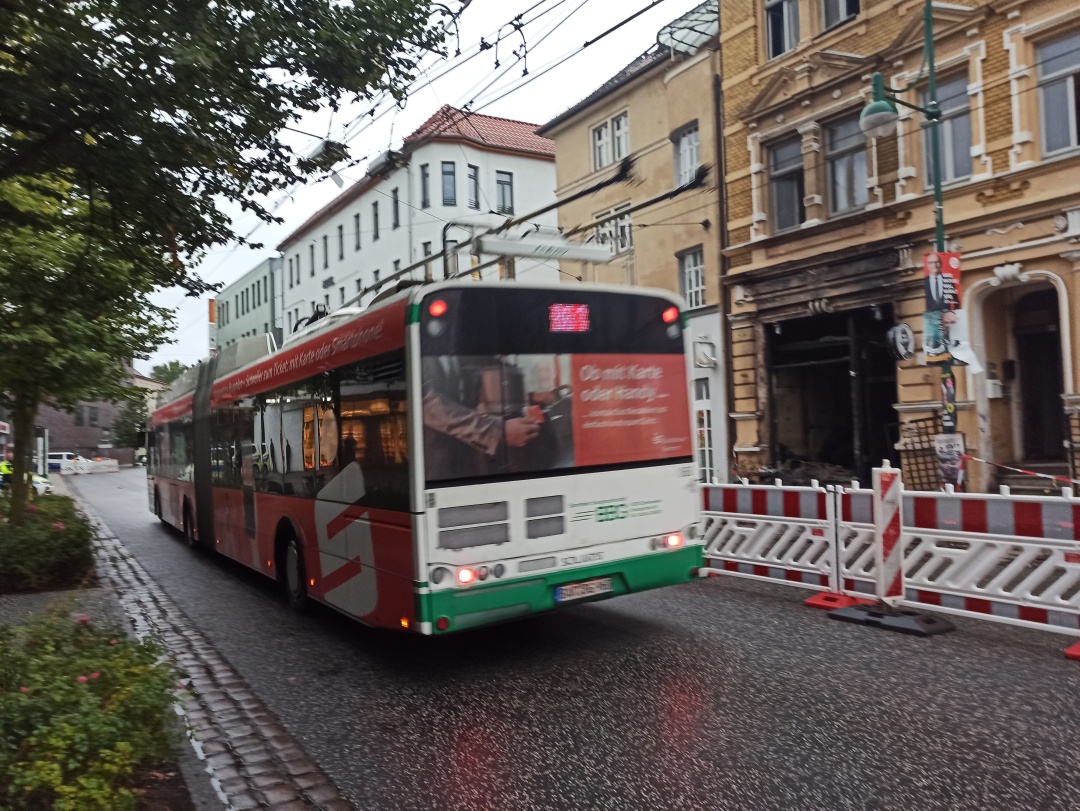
left=69, top=483, right=357, bottom=811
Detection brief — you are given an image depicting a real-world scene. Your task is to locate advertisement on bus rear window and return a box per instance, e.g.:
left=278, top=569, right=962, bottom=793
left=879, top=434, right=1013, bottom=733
left=421, top=353, right=691, bottom=482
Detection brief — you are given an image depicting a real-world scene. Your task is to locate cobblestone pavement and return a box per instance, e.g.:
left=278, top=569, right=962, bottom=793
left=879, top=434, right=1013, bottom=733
left=79, top=495, right=355, bottom=811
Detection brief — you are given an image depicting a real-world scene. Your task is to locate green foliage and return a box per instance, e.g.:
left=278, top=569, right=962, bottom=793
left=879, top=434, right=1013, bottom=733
left=149, top=361, right=189, bottom=386
left=0, top=496, right=95, bottom=593
left=0, top=607, right=176, bottom=811
left=112, top=397, right=148, bottom=450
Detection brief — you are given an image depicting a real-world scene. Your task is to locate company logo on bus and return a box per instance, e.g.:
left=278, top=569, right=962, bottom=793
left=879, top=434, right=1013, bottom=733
left=549, top=303, right=590, bottom=333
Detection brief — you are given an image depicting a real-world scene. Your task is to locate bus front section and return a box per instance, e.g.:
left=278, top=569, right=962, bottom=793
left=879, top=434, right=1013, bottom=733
left=412, top=285, right=701, bottom=634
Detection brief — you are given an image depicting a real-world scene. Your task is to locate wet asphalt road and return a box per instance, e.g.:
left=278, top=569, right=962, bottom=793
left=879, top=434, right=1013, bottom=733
left=74, top=469, right=1080, bottom=811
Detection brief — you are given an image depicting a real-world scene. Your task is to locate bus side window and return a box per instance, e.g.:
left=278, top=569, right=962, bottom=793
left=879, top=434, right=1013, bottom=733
left=336, top=351, right=409, bottom=512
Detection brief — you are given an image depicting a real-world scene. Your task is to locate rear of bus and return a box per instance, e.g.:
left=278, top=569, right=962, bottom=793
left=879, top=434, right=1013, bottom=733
left=411, top=283, right=701, bottom=634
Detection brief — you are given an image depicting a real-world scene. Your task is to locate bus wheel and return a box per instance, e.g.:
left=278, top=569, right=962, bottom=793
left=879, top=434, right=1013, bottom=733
left=182, top=504, right=196, bottom=548
left=283, top=534, right=309, bottom=613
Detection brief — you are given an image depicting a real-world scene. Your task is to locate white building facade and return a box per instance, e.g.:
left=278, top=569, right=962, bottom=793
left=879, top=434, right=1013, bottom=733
left=278, top=106, right=559, bottom=334
left=213, top=256, right=283, bottom=351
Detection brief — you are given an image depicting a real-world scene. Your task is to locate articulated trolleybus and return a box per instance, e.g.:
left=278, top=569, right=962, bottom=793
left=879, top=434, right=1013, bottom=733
left=148, top=282, right=700, bottom=634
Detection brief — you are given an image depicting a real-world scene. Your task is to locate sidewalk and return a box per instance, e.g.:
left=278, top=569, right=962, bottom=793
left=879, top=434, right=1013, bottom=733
left=59, top=472, right=356, bottom=811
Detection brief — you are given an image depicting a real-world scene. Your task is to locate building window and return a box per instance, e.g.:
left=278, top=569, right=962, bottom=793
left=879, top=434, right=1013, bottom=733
left=74, top=407, right=84, bottom=426
left=393, top=260, right=400, bottom=275
left=337, top=224, right=344, bottom=259
left=357, top=279, right=363, bottom=293
left=679, top=248, right=706, bottom=309
left=612, top=112, right=629, bottom=161
left=468, top=164, right=480, bottom=209
left=826, top=114, right=867, bottom=214
left=340, top=286, right=345, bottom=305
left=769, top=135, right=805, bottom=231
left=694, top=378, right=715, bottom=483
left=88, top=406, right=99, bottom=428
left=288, top=258, right=294, bottom=288
left=353, top=213, right=361, bottom=250
left=99, top=427, right=112, bottom=447
left=1038, top=31, right=1080, bottom=155
left=676, top=124, right=700, bottom=186
left=392, top=188, right=400, bottom=229
left=592, top=112, right=630, bottom=170
left=372, top=201, right=379, bottom=241
left=262, top=277, right=267, bottom=303
left=309, top=244, right=315, bottom=276
left=442, top=161, right=456, bottom=205
left=496, top=171, right=514, bottom=214
left=324, top=294, right=330, bottom=308
left=420, top=164, right=430, bottom=208
left=596, top=203, right=633, bottom=253
left=374, top=269, right=381, bottom=284
left=322, top=234, right=328, bottom=268
left=923, top=74, right=972, bottom=184
left=287, top=312, right=293, bottom=332
left=295, top=253, right=300, bottom=280
left=766, top=0, right=799, bottom=59
left=822, top=0, right=858, bottom=30
left=422, top=241, right=432, bottom=256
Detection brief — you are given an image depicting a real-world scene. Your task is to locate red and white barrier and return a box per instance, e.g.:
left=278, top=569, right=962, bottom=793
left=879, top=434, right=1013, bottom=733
left=874, top=465, right=904, bottom=606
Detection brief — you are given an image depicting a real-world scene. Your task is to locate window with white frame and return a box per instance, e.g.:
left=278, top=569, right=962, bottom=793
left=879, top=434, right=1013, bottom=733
left=922, top=74, right=972, bottom=184
left=442, top=161, right=456, bottom=205
left=337, top=224, right=344, bottom=259
left=309, top=244, right=315, bottom=276
left=679, top=248, right=706, bottom=309
left=287, top=258, right=294, bottom=289
left=592, top=112, right=629, bottom=170
left=354, top=213, right=360, bottom=250
left=322, top=234, right=329, bottom=268
left=822, top=0, right=858, bottom=31
left=420, top=164, right=430, bottom=208
left=769, top=135, right=805, bottom=231
left=676, top=124, right=700, bottom=186
left=372, top=201, right=379, bottom=240
left=595, top=203, right=634, bottom=253
left=1038, top=31, right=1080, bottom=155
left=694, top=378, right=715, bottom=483
left=825, top=115, right=867, bottom=214
left=496, top=171, right=514, bottom=214
left=392, top=188, right=400, bottom=229
left=766, top=0, right=799, bottom=59
left=612, top=112, right=629, bottom=161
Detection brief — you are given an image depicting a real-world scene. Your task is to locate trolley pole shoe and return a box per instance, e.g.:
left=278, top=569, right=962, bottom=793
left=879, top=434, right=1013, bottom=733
left=826, top=462, right=955, bottom=637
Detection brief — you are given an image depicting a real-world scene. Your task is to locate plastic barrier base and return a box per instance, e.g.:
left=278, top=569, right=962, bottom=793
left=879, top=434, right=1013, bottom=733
left=828, top=603, right=956, bottom=637
left=1065, top=641, right=1080, bottom=661
left=805, top=592, right=875, bottom=611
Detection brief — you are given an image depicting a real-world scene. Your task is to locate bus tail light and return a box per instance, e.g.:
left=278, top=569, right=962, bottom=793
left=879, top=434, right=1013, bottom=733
left=456, top=567, right=477, bottom=585
left=662, top=306, right=679, bottom=323
left=437, top=616, right=450, bottom=631
left=429, top=299, right=448, bottom=317
left=664, top=533, right=683, bottom=549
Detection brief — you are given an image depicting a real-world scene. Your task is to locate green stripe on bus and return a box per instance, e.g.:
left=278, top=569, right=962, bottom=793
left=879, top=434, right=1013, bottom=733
left=416, top=545, right=703, bottom=633
left=406, top=302, right=421, bottom=324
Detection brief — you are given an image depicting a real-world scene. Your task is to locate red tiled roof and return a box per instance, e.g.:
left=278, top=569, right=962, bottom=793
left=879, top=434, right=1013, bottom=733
left=279, top=106, right=552, bottom=250
left=404, top=105, right=554, bottom=156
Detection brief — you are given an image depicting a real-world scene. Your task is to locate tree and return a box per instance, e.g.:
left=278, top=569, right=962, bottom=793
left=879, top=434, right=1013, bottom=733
left=113, top=396, right=149, bottom=450
left=0, top=0, right=449, bottom=275
left=150, top=361, right=189, bottom=386
left=0, top=174, right=173, bottom=520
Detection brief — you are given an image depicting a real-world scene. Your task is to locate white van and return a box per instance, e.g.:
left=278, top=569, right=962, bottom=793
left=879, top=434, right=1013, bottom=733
left=47, top=452, right=82, bottom=471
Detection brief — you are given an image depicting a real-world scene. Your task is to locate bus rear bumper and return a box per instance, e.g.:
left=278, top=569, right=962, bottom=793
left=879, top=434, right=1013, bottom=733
left=418, top=544, right=703, bottom=634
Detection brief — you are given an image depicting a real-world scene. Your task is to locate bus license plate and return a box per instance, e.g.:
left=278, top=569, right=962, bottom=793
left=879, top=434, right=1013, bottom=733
left=555, top=577, right=613, bottom=603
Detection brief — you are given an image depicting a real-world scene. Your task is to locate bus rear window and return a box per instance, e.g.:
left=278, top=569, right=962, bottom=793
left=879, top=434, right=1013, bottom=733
left=420, top=289, right=691, bottom=484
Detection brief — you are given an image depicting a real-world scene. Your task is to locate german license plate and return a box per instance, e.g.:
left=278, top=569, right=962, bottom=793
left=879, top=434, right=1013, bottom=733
left=555, top=577, right=613, bottom=603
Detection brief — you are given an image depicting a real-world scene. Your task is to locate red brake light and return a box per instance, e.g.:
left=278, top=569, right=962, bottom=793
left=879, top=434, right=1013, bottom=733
left=429, top=299, right=448, bottom=317
left=456, top=567, right=476, bottom=585
left=664, top=533, right=683, bottom=549
left=662, top=306, right=679, bottom=324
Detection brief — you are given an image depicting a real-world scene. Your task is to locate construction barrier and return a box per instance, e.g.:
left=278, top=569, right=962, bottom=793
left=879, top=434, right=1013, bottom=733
left=61, top=458, right=120, bottom=475
left=699, top=479, right=839, bottom=594
left=700, top=470, right=1080, bottom=657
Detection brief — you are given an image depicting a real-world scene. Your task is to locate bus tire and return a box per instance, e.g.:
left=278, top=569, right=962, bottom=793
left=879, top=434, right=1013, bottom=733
left=182, top=502, right=196, bottom=548
left=282, top=532, right=309, bottom=613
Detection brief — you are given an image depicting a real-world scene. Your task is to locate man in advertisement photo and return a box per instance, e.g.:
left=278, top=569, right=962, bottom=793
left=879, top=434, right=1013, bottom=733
left=924, top=252, right=961, bottom=311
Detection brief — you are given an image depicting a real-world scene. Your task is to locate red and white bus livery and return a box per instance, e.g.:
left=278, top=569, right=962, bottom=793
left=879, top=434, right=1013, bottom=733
left=148, top=282, right=701, bottom=634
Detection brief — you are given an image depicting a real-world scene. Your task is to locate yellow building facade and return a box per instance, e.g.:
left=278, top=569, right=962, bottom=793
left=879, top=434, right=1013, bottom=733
left=539, top=2, right=728, bottom=482
left=720, top=0, right=1080, bottom=490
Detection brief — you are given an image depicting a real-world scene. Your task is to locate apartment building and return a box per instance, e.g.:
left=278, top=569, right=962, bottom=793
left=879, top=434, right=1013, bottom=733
left=538, top=0, right=727, bottom=482
left=720, top=0, right=1080, bottom=489
left=213, top=256, right=283, bottom=351
left=277, top=106, right=558, bottom=336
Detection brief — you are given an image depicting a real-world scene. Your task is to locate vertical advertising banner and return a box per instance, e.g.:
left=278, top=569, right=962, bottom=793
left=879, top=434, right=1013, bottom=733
left=922, top=251, right=966, bottom=367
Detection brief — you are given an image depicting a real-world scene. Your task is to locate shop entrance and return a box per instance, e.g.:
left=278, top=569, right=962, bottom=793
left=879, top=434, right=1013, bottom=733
left=1015, top=288, right=1064, bottom=462
left=768, top=306, right=899, bottom=482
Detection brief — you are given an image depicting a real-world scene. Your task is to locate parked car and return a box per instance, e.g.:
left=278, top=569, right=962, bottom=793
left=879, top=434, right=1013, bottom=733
left=31, top=474, right=52, bottom=496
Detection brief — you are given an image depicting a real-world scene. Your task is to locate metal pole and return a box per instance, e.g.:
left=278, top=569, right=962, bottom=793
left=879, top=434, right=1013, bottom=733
left=924, top=0, right=945, bottom=254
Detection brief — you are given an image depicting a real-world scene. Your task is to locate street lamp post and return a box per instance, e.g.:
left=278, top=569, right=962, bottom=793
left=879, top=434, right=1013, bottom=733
left=860, top=0, right=959, bottom=457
